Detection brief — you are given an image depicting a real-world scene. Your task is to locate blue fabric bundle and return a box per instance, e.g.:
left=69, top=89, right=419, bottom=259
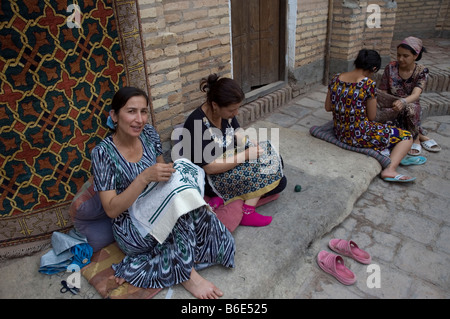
left=39, top=230, right=93, bottom=275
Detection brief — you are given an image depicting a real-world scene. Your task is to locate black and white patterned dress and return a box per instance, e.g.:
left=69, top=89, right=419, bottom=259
left=91, top=124, right=235, bottom=289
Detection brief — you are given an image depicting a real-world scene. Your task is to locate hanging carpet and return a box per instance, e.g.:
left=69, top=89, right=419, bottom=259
left=0, top=0, right=126, bottom=258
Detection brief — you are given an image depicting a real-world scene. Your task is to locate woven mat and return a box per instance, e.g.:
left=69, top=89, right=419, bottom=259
left=309, top=121, right=391, bottom=168
left=0, top=0, right=126, bottom=258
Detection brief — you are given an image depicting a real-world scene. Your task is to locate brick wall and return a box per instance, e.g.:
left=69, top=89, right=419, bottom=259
left=361, top=0, right=397, bottom=60
left=288, top=0, right=328, bottom=89
left=130, top=0, right=446, bottom=148
left=328, top=0, right=397, bottom=76
left=394, top=0, right=449, bottom=39
left=137, top=0, right=232, bottom=146
left=294, top=0, right=328, bottom=69
left=436, top=0, right=450, bottom=37
left=329, top=0, right=365, bottom=64
left=163, top=0, right=232, bottom=112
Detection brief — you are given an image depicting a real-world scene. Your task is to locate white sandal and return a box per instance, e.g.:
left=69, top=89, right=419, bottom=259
left=408, top=143, right=422, bottom=156
left=421, top=139, right=441, bottom=152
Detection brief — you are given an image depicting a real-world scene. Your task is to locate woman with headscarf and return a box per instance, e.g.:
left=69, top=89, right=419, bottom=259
left=378, top=36, right=441, bottom=155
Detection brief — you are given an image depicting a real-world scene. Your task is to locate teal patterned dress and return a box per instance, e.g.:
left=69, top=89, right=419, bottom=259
left=91, top=124, right=235, bottom=289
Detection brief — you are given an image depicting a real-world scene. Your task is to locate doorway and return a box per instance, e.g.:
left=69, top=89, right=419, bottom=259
left=231, top=0, right=286, bottom=94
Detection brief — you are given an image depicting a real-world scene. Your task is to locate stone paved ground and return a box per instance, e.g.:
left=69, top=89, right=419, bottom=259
left=294, top=114, right=450, bottom=299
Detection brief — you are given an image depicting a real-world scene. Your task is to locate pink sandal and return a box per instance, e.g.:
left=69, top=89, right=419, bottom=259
left=328, top=239, right=371, bottom=264
left=316, top=251, right=356, bottom=285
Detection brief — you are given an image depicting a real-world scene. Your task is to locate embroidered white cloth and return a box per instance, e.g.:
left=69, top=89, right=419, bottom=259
left=129, top=158, right=207, bottom=244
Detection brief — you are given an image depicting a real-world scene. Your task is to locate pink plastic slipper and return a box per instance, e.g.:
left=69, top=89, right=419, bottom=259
left=328, top=239, right=371, bottom=264
left=316, top=251, right=356, bottom=285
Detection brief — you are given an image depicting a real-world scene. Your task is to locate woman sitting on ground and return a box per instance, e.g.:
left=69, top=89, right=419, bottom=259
left=182, top=74, right=287, bottom=227
left=378, top=36, right=441, bottom=155
left=91, top=87, right=235, bottom=299
left=325, top=49, right=416, bottom=183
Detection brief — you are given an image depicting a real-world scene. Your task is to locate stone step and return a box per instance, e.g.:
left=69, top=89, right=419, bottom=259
left=425, top=69, right=450, bottom=93
left=422, top=91, right=450, bottom=119
left=237, top=86, right=293, bottom=127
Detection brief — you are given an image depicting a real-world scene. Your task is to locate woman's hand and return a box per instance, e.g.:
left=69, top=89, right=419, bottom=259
left=143, top=163, right=176, bottom=183
left=99, top=156, right=175, bottom=219
left=392, top=87, right=422, bottom=112
left=246, top=145, right=264, bottom=161
left=392, top=99, right=406, bottom=112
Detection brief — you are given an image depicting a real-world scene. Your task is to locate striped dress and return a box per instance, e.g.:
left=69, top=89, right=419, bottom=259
left=91, top=124, right=235, bottom=289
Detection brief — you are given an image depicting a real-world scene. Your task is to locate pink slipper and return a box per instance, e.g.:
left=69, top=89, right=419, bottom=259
left=328, top=239, right=371, bottom=264
left=316, top=251, right=356, bottom=285
left=208, top=197, right=224, bottom=210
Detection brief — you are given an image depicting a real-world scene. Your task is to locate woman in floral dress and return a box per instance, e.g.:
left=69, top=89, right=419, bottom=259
left=378, top=36, right=441, bottom=155
left=325, top=49, right=416, bottom=183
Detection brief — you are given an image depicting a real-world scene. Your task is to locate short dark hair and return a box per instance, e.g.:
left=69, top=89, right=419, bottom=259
left=354, top=49, right=381, bottom=73
left=200, top=74, right=245, bottom=107
left=111, top=87, right=149, bottom=113
left=397, top=43, right=427, bottom=61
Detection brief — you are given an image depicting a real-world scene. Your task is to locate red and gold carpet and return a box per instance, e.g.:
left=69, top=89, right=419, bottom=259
left=0, top=0, right=126, bottom=257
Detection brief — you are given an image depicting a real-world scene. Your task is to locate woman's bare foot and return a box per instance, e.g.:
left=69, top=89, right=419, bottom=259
left=181, top=268, right=224, bottom=299
left=108, top=275, right=126, bottom=286
left=419, top=133, right=430, bottom=143
left=381, top=168, right=413, bottom=181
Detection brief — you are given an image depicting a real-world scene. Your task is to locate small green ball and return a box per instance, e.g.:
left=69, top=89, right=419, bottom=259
left=294, top=185, right=302, bottom=192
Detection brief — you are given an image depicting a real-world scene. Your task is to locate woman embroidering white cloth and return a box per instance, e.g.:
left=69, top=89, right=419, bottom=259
left=91, top=87, right=235, bottom=299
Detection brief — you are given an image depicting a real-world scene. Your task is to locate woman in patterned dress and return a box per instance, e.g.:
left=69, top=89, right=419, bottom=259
left=378, top=36, right=441, bottom=155
left=91, top=87, right=235, bottom=299
left=182, top=74, right=287, bottom=227
left=325, top=49, right=416, bottom=183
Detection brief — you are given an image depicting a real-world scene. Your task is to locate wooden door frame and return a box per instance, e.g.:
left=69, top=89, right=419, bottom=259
left=231, top=0, right=287, bottom=104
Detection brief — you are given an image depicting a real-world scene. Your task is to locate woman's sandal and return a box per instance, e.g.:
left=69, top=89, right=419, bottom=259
left=421, top=139, right=441, bottom=152
left=382, top=174, right=416, bottom=183
left=316, top=251, right=356, bottom=285
left=408, top=143, right=422, bottom=156
left=328, top=239, right=371, bottom=264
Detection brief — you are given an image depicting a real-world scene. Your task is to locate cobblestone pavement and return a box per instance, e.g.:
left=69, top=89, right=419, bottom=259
left=259, top=78, right=450, bottom=299
left=294, top=116, right=450, bottom=299
left=289, top=37, right=450, bottom=299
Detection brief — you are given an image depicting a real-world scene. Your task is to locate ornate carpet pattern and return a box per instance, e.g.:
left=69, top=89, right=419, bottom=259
left=0, top=0, right=126, bottom=256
